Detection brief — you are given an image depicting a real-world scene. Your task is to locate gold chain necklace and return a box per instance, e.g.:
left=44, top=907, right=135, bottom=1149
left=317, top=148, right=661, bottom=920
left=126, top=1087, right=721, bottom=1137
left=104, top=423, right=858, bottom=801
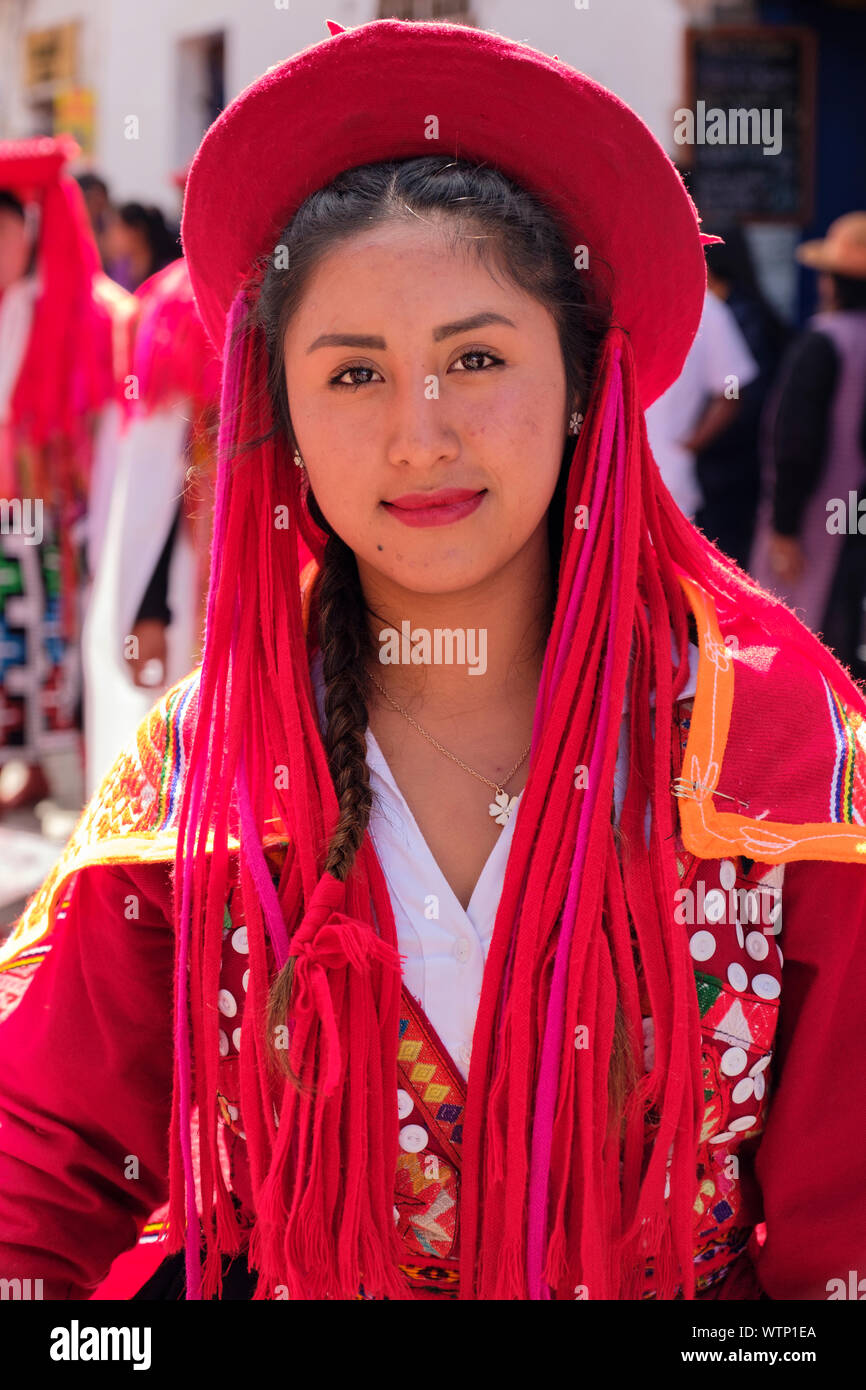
left=367, top=671, right=530, bottom=826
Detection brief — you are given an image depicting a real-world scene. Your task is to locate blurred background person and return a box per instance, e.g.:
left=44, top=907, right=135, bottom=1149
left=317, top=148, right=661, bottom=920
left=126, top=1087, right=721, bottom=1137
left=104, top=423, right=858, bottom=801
left=644, top=280, right=759, bottom=522
left=750, top=212, right=866, bottom=680
left=695, top=227, right=793, bottom=569
left=104, top=200, right=180, bottom=291
left=82, top=256, right=221, bottom=793
left=0, top=137, right=127, bottom=815
left=75, top=171, right=113, bottom=271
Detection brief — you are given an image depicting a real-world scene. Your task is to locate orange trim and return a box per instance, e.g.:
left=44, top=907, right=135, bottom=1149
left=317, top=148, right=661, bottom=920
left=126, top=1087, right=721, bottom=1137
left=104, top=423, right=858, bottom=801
left=676, top=574, right=866, bottom=864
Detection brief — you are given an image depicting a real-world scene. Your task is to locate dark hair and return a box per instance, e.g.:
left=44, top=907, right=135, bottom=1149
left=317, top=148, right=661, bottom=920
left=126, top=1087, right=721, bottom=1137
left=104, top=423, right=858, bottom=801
left=830, top=271, right=866, bottom=311
left=76, top=172, right=109, bottom=200
left=0, top=189, right=26, bottom=220
left=253, top=156, right=614, bottom=1083
left=117, top=200, right=180, bottom=275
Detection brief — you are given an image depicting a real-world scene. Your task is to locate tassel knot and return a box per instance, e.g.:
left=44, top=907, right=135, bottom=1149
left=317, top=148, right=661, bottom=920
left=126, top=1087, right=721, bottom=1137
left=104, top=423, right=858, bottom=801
left=287, top=873, right=402, bottom=1095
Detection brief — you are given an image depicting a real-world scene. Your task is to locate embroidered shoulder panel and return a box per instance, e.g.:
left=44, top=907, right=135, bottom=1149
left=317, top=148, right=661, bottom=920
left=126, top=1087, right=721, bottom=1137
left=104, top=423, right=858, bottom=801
left=0, top=669, right=201, bottom=972
left=676, top=575, right=866, bottom=865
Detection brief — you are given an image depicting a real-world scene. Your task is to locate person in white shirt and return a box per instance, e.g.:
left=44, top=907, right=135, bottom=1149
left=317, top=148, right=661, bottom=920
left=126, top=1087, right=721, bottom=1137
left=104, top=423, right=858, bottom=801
left=645, top=287, right=758, bottom=519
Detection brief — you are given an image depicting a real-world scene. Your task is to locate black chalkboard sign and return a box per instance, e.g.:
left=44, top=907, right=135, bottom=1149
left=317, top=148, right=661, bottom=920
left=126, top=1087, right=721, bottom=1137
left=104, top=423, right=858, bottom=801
left=680, top=27, right=815, bottom=224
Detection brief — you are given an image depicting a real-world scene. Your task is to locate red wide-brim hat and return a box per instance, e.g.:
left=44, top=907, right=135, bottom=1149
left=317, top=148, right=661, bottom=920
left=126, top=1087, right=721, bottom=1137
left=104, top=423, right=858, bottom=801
left=182, top=17, right=717, bottom=409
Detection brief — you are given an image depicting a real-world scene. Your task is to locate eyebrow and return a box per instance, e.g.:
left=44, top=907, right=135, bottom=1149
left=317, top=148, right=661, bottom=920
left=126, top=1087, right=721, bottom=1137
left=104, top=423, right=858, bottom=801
left=306, top=311, right=517, bottom=353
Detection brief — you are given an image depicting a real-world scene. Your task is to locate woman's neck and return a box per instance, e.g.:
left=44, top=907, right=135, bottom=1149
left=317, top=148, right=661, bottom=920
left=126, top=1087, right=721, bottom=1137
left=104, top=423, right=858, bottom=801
left=358, top=521, right=553, bottom=716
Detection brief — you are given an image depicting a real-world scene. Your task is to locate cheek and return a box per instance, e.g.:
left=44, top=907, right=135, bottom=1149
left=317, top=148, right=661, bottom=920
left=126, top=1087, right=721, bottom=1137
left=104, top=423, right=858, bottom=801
left=460, top=383, right=564, bottom=495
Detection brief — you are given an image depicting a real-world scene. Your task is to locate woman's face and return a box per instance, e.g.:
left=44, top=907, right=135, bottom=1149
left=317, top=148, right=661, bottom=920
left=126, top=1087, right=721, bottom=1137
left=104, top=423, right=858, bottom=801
left=282, top=218, right=572, bottom=596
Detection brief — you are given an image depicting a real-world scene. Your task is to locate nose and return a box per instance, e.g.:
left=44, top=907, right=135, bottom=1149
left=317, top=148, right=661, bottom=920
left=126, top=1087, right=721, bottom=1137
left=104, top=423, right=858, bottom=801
left=385, top=375, right=460, bottom=471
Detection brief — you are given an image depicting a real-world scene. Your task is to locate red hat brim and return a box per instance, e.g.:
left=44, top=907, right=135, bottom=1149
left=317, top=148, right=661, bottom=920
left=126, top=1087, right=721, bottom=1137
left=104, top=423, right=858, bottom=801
left=182, top=18, right=707, bottom=409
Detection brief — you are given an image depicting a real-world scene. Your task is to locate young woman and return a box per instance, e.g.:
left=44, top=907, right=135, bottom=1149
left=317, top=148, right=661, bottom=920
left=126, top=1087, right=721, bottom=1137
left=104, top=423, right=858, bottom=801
left=1, top=18, right=865, bottom=1304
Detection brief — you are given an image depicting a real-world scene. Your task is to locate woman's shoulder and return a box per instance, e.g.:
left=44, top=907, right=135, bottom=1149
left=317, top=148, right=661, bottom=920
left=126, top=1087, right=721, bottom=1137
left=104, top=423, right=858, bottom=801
left=678, top=576, right=866, bottom=865
left=0, top=669, right=201, bottom=975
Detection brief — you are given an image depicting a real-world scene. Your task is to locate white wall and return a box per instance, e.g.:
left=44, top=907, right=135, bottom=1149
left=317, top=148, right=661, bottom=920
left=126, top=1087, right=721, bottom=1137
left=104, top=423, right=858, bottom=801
left=477, top=0, right=688, bottom=155
left=1, top=0, right=692, bottom=212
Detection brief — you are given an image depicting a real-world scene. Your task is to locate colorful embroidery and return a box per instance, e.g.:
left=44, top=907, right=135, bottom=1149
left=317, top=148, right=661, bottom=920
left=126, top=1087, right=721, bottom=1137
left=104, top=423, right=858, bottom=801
left=675, top=573, right=866, bottom=862
left=823, top=674, right=866, bottom=826
left=394, top=1151, right=458, bottom=1259
left=397, top=995, right=465, bottom=1165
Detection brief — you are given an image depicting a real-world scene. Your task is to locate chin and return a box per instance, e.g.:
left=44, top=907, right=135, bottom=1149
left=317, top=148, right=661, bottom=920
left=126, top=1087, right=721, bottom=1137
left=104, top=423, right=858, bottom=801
left=378, top=551, right=504, bottom=596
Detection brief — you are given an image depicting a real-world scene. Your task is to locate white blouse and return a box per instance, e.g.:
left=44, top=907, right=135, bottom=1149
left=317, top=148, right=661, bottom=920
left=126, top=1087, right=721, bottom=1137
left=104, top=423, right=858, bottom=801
left=310, top=643, right=698, bottom=1082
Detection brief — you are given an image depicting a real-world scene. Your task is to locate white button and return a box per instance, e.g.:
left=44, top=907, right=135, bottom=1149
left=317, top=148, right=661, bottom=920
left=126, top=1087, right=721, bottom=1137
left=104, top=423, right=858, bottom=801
left=731, top=1078, right=755, bottom=1104
left=397, top=1088, right=414, bottom=1119
left=689, top=930, right=717, bottom=961
left=751, top=973, right=781, bottom=1000
left=231, top=926, right=249, bottom=954
left=242, top=969, right=250, bottom=993
left=776, top=945, right=784, bottom=968
left=398, top=1124, right=428, bottom=1153
left=754, top=1072, right=766, bottom=1101
left=232, top=1027, right=242, bottom=1051
left=727, top=962, right=748, bottom=992
left=455, top=938, right=471, bottom=963
left=702, top=890, right=725, bottom=924
left=728, top=1114, right=758, bottom=1132
left=735, top=921, right=745, bottom=949
left=720, top=1046, right=748, bottom=1076
left=719, top=859, right=737, bottom=890
left=709, top=1130, right=736, bottom=1145
left=749, top=1054, right=772, bottom=1076
left=218, top=988, right=237, bottom=1017
left=745, top=931, right=769, bottom=961
left=393, top=1205, right=400, bottom=1225
left=218, top=1029, right=229, bottom=1057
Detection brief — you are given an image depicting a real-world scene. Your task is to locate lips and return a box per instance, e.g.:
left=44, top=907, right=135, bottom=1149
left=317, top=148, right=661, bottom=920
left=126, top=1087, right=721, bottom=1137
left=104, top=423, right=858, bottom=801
left=386, top=488, right=483, bottom=509
left=382, top=487, right=487, bottom=529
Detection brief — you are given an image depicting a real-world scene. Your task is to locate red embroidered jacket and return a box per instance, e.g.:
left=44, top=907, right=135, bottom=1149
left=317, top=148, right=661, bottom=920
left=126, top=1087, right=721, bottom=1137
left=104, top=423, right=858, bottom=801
left=0, top=573, right=865, bottom=1300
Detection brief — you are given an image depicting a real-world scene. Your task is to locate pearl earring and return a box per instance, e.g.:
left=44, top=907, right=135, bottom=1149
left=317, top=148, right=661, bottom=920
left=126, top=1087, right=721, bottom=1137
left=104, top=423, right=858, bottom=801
left=569, top=410, right=584, bottom=437
left=293, top=449, right=305, bottom=469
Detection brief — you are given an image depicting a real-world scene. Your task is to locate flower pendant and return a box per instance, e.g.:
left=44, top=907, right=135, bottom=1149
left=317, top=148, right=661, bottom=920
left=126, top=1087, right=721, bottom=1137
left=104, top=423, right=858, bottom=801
left=489, top=789, right=518, bottom=827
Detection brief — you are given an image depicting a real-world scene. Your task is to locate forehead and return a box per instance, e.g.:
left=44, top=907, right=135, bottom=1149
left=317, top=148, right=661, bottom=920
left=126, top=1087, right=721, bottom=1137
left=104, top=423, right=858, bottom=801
left=288, top=216, right=531, bottom=319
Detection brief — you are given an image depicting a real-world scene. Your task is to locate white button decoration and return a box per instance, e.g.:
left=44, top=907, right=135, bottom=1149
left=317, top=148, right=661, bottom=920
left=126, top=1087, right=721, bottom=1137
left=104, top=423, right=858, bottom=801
left=751, top=973, right=781, bottom=1000
left=728, top=1114, right=758, bottom=1132
left=719, top=859, right=737, bottom=890
left=727, top=963, right=748, bottom=992
left=720, top=1046, right=748, bottom=1076
left=745, top=931, right=769, bottom=961
left=689, top=930, right=717, bottom=962
left=231, top=926, right=249, bottom=954
left=397, top=1088, right=414, bottom=1119
left=731, top=1078, right=755, bottom=1104
left=399, top=1124, right=429, bottom=1153
left=218, top=988, right=237, bottom=1017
